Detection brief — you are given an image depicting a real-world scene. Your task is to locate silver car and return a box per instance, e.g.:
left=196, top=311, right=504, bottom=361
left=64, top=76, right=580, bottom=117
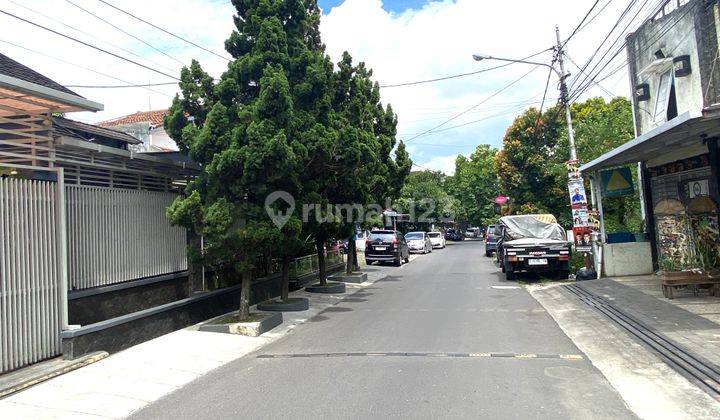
left=405, top=231, right=433, bottom=254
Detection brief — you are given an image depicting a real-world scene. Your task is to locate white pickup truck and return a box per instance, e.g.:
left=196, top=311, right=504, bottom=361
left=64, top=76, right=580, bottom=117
left=496, top=214, right=571, bottom=280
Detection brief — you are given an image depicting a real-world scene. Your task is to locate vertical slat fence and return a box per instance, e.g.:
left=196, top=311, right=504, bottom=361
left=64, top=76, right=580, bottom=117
left=66, top=185, right=187, bottom=290
left=0, top=178, right=61, bottom=373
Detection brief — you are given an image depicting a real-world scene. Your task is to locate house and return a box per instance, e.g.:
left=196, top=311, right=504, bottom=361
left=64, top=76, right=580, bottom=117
left=581, top=0, right=720, bottom=275
left=0, top=52, right=199, bottom=376
left=97, top=109, right=178, bottom=152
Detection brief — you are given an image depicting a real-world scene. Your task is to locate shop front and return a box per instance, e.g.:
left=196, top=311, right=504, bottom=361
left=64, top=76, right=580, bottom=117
left=580, top=111, right=720, bottom=277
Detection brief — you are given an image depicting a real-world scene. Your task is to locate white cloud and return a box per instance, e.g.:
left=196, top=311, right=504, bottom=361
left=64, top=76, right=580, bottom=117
left=419, top=154, right=458, bottom=175
left=1, top=0, right=634, bottom=165
left=319, top=0, right=635, bottom=166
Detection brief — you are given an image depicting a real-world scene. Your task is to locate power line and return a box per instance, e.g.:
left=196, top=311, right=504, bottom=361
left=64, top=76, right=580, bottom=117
left=4, top=0, right=179, bottom=75
left=65, top=0, right=184, bottom=66
left=566, top=53, right=615, bottom=97
left=380, top=48, right=551, bottom=89
left=0, top=8, right=181, bottom=80
left=402, top=65, right=539, bottom=143
left=0, top=39, right=174, bottom=98
left=570, top=0, right=699, bottom=101
left=562, top=0, right=600, bottom=48
left=95, top=0, right=231, bottom=61
left=65, top=82, right=178, bottom=88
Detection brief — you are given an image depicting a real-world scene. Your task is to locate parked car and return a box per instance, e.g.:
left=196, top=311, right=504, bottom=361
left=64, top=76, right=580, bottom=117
left=496, top=214, right=571, bottom=280
left=405, top=231, right=433, bottom=254
left=427, top=231, right=446, bottom=249
left=445, top=228, right=464, bottom=241
left=484, top=224, right=500, bottom=257
left=365, top=230, right=410, bottom=266
left=465, top=227, right=480, bottom=238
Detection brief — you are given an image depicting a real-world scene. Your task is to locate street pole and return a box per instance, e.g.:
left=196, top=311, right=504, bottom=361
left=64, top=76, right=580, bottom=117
left=555, top=25, right=577, bottom=161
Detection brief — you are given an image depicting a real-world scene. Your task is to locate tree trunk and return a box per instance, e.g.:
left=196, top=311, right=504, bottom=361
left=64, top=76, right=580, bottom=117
left=316, top=236, right=327, bottom=286
left=346, top=239, right=355, bottom=275
left=281, top=255, right=291, bottom=301
left=352, top=242, right=360, bottom=271
left=187, top=232, right=203, bottom=294
left=239, top=269, right=252, bottom=320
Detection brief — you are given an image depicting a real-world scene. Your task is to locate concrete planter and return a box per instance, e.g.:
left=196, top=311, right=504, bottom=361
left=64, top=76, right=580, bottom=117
left=330, top=272, right=368, bottom=284
left=305, top=282, right=346, bottom=294
left=199, top=311, right=283, bottom=337
left=257, top=297, right=309, bottom=312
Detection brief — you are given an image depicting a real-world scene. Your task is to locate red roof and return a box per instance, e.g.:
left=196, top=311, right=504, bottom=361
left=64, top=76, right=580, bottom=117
left=98, top=109, right=168, bottom=129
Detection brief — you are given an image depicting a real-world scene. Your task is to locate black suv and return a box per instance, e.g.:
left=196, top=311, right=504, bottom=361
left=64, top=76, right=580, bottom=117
left=365, top=230, right=410, bottom=266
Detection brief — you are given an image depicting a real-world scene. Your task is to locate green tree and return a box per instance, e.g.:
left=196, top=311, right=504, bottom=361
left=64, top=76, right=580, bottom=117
left=165, top=0, right=333, bottom=318
left=447, top=144, right=499, bottom=227
left=397, top=171, right=462, bottom=227
left=494, top=97, right=638, bottom=230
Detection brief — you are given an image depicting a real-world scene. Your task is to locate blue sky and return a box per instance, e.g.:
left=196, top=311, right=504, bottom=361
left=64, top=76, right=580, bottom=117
left=319, top=0, right=430, bottom=14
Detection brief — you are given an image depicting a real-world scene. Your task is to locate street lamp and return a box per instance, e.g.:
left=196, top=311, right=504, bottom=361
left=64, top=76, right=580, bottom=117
left=472, top=27, right=577, bottom=162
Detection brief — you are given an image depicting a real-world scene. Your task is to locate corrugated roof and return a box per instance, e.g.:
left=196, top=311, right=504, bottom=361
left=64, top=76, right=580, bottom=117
left=53, top=116, right=142, bottom=145
left=97, top=109, right=168, bottom=128
left=0, top=52, right=81, bottom=98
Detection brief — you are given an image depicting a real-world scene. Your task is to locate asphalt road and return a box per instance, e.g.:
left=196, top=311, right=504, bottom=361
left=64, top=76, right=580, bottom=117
left=133, top=240, right=635, bottom=419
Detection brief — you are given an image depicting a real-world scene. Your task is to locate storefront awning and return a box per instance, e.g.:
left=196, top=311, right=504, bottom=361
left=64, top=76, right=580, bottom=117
left=580, top=111, right=720, bottom=173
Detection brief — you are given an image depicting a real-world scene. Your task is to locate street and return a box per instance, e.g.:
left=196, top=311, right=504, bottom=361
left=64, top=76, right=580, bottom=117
left=132, top=240, right=634, bottom=419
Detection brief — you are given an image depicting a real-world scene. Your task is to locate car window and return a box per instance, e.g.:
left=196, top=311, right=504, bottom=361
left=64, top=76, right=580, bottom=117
left=494, top=225, right=503, bottom=235
left=427, top=232, right=440, bottom=238
left=369, top=232, right=395, bottom=241
left=405, top=232, right=423, bottom=240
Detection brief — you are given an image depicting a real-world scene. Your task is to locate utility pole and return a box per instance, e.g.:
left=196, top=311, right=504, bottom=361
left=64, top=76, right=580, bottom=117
left=555, top=25, right=578, bottom=161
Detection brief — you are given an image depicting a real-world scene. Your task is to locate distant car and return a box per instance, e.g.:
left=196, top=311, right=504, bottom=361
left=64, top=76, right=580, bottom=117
left=365, top=230, right=410, bottom=266
left=427, top=231, right=446, bottom=249
left=445, top=228, right=464, bottom=241
left=405, top=231, right=433, bottom=254
left=484, top=223, right=500, bottom=257
left=466, top=227, right=480, bottom=238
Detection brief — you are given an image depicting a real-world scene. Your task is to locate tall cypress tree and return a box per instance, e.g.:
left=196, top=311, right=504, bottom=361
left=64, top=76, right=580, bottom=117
left=165, top=0, right=334, bottom=318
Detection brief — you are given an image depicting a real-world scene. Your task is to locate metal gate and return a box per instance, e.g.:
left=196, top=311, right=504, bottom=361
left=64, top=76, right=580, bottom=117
left=66, top=185, right=187, bottom=290
left=0, top=178, right=62, bottom=373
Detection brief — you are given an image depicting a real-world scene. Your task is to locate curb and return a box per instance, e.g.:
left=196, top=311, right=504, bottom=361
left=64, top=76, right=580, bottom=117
left=0, top=351, right=108, bottom=399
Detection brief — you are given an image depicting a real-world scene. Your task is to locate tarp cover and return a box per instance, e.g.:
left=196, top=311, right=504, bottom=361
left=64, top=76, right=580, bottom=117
left=499, top=215, right=566, bottom=241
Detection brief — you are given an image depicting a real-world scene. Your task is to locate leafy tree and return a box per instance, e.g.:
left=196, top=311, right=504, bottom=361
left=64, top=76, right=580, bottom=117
left=447, top=144, right=499, bottom=227
left=397, top=171, right=462, bottom=227
left=494, top=97, right=639, bottom=231
left=165, top=0, right=333, bottom=318
left=494, top=107, right=567, bottom=222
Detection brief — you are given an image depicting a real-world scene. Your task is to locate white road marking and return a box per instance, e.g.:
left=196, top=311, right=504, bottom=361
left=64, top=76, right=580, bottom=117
left=491, top=286, right=521, bottom=290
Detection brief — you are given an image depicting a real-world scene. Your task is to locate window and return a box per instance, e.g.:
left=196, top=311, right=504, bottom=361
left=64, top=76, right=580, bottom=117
left=653, top=69, right=674, bottom=123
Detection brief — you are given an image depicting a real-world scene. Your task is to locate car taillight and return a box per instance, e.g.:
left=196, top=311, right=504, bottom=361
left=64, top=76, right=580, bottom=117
left=392, top=238, right=398, bottom=247
left=365, top=239, right=370, bottom=248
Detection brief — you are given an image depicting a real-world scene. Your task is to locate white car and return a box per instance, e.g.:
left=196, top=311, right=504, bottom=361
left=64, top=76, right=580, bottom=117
left=427, top=231, right=446, bottom=249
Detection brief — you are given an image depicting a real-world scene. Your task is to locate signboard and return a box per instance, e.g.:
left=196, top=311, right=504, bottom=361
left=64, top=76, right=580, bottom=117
left=494, top=195, right=509, bottom=205
left=687, top=179, right=709, bottom=199
left=568, top=178, right=588, bottom=205
left=601, top=167, right=634, bottom=198
left=567, top=159, right=595, bottom=254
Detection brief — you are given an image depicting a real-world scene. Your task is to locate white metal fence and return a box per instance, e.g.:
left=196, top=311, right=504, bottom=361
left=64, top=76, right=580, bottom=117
left=66, top=185, right=187, bottom=290
left=0, top=178, right=62, bottom=373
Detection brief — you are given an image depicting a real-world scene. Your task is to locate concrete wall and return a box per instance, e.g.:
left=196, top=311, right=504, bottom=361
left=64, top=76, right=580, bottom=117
left=603, top=242, right=654, bottom=277
left=626, top=0, right=713, bottom=135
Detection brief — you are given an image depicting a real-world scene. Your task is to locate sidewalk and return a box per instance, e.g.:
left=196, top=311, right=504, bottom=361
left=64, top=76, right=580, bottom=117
left=530, top=276, right=720, bottom=419
left=0, top=267, right=393, bottom=419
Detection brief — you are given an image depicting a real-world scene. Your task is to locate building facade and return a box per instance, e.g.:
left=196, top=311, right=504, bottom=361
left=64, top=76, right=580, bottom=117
left=582, top=0, right=720, bottom=273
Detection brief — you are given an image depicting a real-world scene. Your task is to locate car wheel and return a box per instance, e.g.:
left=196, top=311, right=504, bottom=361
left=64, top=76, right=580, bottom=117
left=365, top=260, right=372, bottom=266
left=504, top=261, right=516, bottom=280
left=404, top=255, right=410, bottom=263
left=394, top=256, right=402, bottom=267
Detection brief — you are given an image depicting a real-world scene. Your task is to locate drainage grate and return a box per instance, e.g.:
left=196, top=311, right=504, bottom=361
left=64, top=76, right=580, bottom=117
left=564, top=284, right=720, bottom=401
left=257, top=352, right=583, bottom=360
